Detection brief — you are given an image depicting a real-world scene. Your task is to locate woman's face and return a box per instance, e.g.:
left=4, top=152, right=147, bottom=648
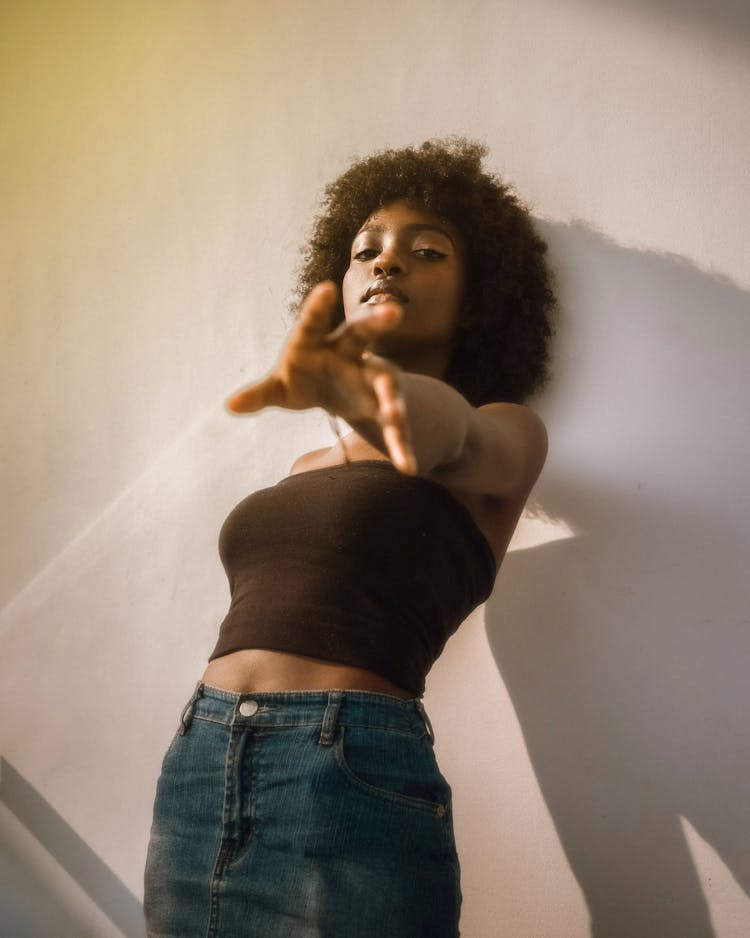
left=342, top=199, right=466, bottom=375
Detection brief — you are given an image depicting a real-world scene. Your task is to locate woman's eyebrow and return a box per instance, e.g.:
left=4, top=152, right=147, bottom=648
left=357, top=222, right=457, bottom=246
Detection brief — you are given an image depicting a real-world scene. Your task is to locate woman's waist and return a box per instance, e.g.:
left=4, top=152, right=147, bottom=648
left=201, top=648, right=414, bottom=700
left=179, top=677, right=431, bottom=738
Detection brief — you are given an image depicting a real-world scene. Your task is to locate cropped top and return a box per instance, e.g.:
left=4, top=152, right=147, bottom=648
left=209, top=460, right=497, bottom=696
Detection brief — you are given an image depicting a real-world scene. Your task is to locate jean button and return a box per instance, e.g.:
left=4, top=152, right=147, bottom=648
left=239, top=699, right=259, bottom=717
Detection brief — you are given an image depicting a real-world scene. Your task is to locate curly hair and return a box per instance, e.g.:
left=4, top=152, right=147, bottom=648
left=294, top=138, right=555, bottom=405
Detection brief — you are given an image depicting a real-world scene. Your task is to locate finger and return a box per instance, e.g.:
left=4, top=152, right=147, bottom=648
left=291, top=282, right=338, bottom=346
left=326, top=300, right=404, bottom=360
left=225, top=373, right=285, bottom=413
left=372, top=369, right=417, bottom=475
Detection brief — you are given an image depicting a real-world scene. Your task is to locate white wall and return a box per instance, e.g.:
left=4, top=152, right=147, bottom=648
left=2, top=1, right=749, bottom=935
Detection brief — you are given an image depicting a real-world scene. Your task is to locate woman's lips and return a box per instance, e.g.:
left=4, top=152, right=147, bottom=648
left=362, top=280, right=408, bottom=304
left=365, top=292, right=406, bottom=305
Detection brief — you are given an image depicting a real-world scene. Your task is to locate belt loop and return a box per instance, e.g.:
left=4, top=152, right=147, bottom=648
left=318, top=690, right=344, bottom=746
left=416, top=699, right=435, bottom=744
left=179, top=682, right=204, bottom=735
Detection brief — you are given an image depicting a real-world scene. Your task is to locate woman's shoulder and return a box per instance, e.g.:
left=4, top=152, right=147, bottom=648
left=478, top=400, right=547, bottom=436
left=427, top=400, right=547, bottom=498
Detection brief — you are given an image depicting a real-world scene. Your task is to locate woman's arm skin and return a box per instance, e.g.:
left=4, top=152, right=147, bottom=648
left=350, top=376, right=547, bottom=498
left=225, top=282, right=547, bottom=498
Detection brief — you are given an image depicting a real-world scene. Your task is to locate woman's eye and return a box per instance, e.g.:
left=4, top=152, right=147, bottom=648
left=414, top=248, right=447, bottom=260
left=353, top=249, right=378, bottom=261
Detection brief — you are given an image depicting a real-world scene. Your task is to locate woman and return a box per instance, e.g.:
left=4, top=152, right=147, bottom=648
left=144, top=138, right=555, bottom=937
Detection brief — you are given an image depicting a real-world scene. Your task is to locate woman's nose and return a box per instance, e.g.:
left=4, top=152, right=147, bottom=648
left=373, top=247, right=404, bottom=276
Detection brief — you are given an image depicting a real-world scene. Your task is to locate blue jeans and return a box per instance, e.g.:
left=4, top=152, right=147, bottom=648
left=144, top=683, right=461, bottom=937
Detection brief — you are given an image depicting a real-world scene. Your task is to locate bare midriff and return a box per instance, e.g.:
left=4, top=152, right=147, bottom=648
left=200, top=649, right=414, bottom=699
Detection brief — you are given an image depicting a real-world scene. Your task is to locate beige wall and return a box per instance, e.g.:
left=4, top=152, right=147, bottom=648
left=2, top=1, right=749, bottom=935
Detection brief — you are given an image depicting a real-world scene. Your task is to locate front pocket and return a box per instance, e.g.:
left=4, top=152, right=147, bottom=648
left=332, top=724, right=452, bottom=815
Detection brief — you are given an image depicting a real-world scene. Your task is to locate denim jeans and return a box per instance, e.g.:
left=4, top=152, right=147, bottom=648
left=144, top=683, right=461, bottom=937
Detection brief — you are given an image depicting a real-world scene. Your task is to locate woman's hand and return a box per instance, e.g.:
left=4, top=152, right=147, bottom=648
left=225, top=282, right=418, bottom=473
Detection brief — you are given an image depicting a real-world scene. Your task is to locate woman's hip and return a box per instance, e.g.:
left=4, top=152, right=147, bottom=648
left=144, top=683, right=461, bottom=937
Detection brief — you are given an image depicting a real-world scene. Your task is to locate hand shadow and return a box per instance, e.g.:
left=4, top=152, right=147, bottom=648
left=484, top=220, right=750, bottom=937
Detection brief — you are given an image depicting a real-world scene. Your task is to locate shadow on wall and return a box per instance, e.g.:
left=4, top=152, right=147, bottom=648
left=487, top=220, right=750, bottom=937
left=586, top=0, right=750, bottom=40
left=0, top=758, right=145, bottom=938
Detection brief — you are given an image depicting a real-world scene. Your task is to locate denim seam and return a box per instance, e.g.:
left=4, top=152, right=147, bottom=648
left=192, top=714, right=424, bottom=736
left=200, top=684, right=421, bottom=704
left=224, top=733, right=256, bottom=866
left=205, top=718, right=239, bottom=937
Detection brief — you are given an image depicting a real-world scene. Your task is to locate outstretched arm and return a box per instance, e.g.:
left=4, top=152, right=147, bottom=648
left=225, top=282, right=546, bottom=497
left=225, top=281, right=419, bottom=473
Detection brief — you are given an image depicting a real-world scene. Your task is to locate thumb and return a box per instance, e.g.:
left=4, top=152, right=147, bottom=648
left=291, top=281, right=338, bottom=346
left=225, top=373, right=285, bottom=414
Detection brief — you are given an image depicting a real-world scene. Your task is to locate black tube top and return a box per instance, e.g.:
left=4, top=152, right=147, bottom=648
left=209, top=460, right=496, bottom=696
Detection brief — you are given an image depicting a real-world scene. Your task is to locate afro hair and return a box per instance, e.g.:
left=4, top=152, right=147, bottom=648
left=294, top=138, right=555, bottom=405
